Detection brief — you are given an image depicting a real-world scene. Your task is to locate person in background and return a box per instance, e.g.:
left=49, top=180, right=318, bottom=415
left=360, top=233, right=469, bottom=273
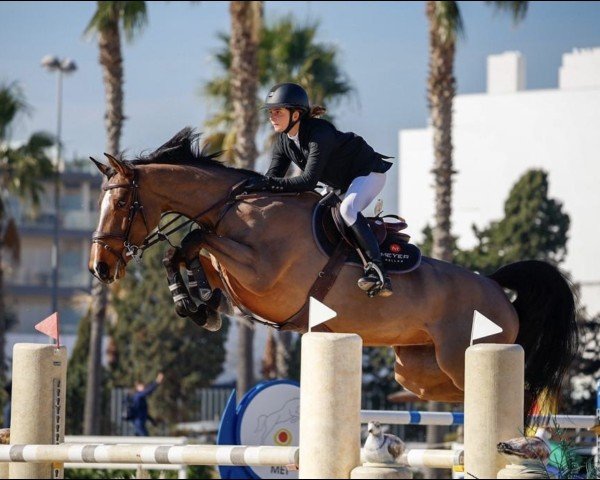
left=128, top=372, right=164, bottom=436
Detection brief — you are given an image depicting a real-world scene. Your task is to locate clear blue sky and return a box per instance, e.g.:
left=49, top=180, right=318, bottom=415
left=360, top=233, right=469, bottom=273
left=2, top=1, right=600, bottom=211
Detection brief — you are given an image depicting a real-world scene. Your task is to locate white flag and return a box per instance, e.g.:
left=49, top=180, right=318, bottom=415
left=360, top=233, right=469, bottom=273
left=470, top=310, right=503, bottom=345
left=308, top=297, right=337, bottom=331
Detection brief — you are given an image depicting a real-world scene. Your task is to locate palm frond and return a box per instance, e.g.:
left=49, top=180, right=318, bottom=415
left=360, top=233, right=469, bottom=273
left=84, top=1, right=148, bottom=43
left=0, top=81, right=31, bottom=142
left=486, top=1, right=529, bottom=24
left=432, top=1, right=464, bottom=44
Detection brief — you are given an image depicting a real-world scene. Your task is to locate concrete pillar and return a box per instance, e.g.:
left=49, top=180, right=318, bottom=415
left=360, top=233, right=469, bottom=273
left=464, top=344, right=524, bottom=479
left=299, top=333, right=362, bottom=479
left=9, top=344, right=67, bottom=479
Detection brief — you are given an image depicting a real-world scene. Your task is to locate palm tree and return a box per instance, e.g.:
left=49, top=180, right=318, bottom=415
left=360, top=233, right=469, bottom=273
left=229, top=0, right=263, bottom=399
left=425, top=1, right=528, bottom=472
left=203, top=15, right=353, bottom=165
left=0, top=82, right=54, bottom=392
left=84, top=0, right=148, bottom=435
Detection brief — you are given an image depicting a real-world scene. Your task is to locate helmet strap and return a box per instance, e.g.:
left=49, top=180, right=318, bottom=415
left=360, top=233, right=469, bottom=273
left=283, top=109, right=304, bottom=135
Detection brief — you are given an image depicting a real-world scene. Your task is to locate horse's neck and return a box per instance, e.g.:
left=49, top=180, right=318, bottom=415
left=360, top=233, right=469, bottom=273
left=149, top=164, right=245, bottom=223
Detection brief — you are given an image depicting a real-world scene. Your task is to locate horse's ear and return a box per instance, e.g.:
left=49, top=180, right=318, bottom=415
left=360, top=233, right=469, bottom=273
left=89, top=157, right=111, bottom=177
left=104, top=153, right=132, bottom=177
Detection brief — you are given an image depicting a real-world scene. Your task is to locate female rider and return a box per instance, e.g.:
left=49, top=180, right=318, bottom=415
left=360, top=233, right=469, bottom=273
left=245, top=82, right=393, bottom=297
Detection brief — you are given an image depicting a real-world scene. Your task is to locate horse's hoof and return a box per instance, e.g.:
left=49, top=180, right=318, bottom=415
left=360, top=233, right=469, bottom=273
left=203, top=312, right=223, bottom=332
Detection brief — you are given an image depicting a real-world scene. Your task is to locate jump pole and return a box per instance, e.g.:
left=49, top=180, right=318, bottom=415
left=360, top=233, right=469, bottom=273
left=9, top=343, right=67, bottom=479
left=299, top=332, right=362, bottom=479
left=464, top=344, right=524, bottom=479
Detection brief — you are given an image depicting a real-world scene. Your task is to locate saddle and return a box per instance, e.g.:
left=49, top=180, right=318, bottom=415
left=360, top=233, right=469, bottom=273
left=314, top=192, right=421, bottom=273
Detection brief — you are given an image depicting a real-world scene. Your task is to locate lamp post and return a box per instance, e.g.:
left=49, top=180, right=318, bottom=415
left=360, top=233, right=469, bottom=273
left=41, top=55, right=77, bottom=316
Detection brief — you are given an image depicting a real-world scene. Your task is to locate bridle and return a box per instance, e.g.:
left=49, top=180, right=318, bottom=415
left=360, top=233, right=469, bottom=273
left=92, top=168, right=250, bottom=278
left=92, top=169, right=151, bottom=274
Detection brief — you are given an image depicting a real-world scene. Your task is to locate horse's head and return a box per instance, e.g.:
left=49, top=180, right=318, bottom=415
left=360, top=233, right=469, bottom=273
left=88, top=153, right=160, bottom=283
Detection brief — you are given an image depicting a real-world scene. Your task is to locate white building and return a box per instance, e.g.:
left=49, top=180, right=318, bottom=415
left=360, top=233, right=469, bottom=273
left=399, top=48, right=600, bottom=315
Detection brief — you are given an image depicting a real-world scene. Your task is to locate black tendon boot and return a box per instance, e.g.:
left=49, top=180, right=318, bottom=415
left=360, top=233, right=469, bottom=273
left=349, top=214, right=393, bottom=297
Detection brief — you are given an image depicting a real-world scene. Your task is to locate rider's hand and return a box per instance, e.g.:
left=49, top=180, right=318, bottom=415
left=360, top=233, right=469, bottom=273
left=156, top=372, right=164, bottom=384
left=244, top=176, right=272, bottom=192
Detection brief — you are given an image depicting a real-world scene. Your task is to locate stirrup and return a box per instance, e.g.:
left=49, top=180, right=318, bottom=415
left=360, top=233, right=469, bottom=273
left=357, top=262, right=393, bottom=298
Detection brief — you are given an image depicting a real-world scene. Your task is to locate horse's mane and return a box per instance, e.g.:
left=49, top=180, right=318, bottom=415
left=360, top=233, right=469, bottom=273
left=128, top=127, right=261, bottom=177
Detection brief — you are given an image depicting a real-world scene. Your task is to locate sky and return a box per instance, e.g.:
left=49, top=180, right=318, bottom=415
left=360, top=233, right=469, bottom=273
left=2, top=1, right=600, bottom=212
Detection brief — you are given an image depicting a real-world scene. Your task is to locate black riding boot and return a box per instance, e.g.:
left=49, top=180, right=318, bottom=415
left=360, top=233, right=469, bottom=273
left=349, top=214, right=393, bottom=297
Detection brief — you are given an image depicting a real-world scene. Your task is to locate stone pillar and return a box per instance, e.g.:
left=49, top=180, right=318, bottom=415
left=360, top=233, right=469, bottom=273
left=464, top=344, right=524, bottom=479
left=9, top=344, right=67, bottom=479
left=299, top=333, right=362, bottom=479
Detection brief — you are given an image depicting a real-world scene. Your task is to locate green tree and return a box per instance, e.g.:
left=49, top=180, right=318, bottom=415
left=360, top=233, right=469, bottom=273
left=110, top=244, right=229, bottom=426
left=84, top=0, right=148, bottom=435
left=456, top=169, right=570, bottom=274
left=0, top=81, right=54, bottom=402
left=419, top=169, right=570, bottom=272
left=203, top=15, right=353, bottom=164
left=66, top=311, right=110, bottom=435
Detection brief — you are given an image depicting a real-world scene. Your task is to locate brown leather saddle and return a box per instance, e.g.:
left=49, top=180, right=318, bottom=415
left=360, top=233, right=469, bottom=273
left=314, top=192, right=421, bottom=273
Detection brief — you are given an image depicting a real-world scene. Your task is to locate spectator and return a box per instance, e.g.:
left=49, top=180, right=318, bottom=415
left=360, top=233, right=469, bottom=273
left=127, top=372, right=163, bottom=436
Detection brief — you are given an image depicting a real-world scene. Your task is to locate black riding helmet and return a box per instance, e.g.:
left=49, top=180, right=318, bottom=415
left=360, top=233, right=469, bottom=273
left=262, top=82, right=309, bottom=134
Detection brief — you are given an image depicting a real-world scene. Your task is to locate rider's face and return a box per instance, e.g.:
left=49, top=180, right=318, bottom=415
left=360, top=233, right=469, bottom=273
left=269, top=108, right=300, bottom=133
left=268, top=108, right=290, bottom=133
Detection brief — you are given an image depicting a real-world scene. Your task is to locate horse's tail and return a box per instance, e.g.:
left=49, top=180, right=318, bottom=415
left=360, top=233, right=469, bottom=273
left=488, top=260, right=578, bottom=416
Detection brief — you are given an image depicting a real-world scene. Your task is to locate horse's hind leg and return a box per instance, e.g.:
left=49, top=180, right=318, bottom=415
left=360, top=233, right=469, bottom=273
left=393, top=345, right=464, bottom=402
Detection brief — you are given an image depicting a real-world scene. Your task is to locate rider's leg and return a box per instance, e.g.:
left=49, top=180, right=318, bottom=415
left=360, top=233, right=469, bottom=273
left=340, top=172, right=392, bottom=297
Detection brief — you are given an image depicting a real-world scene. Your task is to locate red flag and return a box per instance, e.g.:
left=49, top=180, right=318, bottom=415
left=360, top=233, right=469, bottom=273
left=35, top=312, right=60, bottom=347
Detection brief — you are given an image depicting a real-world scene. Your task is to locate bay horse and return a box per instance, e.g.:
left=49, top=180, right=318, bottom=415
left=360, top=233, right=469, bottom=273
left=89, top=128, right=578, bottom=413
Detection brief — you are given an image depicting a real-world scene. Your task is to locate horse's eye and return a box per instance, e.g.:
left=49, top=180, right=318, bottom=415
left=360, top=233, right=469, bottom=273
left=117, top=200, right=127, bottom=208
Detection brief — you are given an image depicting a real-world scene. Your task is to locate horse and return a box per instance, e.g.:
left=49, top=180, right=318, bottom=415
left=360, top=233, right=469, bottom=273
left=88, top=128, right=578, bottom=413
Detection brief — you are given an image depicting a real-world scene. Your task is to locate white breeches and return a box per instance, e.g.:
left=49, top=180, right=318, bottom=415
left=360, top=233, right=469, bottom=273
left=339, top=172, right=387, bottom=226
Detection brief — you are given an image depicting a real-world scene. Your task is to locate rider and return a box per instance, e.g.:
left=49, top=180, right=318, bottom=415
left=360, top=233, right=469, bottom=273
left=244, top=82, right=393, bottom=297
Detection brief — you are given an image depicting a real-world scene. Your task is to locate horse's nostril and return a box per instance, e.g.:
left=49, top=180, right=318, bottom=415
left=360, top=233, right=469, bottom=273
left=96, top=262, right=110, bottom=280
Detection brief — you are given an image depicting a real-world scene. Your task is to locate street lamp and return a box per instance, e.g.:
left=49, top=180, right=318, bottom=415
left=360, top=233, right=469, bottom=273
left=41, top=55, right=77, bottom=316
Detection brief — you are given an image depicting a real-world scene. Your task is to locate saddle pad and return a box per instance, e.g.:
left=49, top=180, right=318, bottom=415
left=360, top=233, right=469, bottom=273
left=312, top=202, right=422, bottom=274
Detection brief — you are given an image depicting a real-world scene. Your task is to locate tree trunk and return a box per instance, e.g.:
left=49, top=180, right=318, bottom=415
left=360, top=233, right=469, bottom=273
left=98, top=10, right=124, bottom=156
left=84, top=5, right=123, bottom=434
left=426, top=2, right=457, bottom=476
left=236, top=317, right=255, bottom=402
left=84, top=278, right=107, bottom=434
left=229, top=1, right=262, bottom=400
left=427, top=1, right=456, bottom=263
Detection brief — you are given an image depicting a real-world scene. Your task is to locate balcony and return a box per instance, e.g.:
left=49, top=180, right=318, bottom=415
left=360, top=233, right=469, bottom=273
left=16, top=210, right=98, bottom=233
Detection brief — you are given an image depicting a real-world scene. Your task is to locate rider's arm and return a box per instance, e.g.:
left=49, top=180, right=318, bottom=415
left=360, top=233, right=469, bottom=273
left=265, top=136, right=292, bottom=178
left=266, top=129, right=334, bottom=192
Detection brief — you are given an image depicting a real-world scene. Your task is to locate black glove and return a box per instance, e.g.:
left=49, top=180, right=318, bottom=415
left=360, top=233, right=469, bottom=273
left=244, top=176, right=272, bottom=192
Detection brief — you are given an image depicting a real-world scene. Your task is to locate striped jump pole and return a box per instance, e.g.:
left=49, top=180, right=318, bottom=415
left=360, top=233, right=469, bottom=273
left=9, top=343, right=67, bottom=480
left=360, top=410, right=596, bottom=429
left=0, top=444, right=299, bottom=468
